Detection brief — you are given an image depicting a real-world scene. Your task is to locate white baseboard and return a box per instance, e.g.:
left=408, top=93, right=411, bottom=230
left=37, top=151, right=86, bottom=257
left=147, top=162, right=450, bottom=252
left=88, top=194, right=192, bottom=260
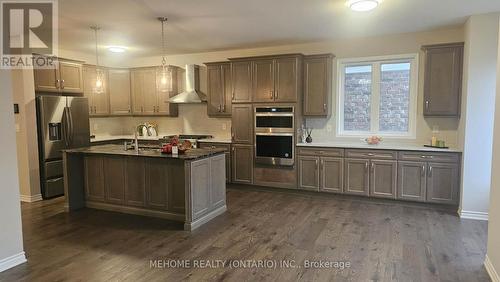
left=20, top=194, right=43, bottom=203
left=459, top=210, right=489, bottom=221
left=485, top=255, right=500, bottom=282
left=0, top=252, right=26, bottom=273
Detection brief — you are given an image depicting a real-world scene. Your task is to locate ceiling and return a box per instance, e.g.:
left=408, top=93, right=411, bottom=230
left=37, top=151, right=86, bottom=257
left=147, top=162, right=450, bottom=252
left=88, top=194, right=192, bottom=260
left=58, top=0, right=500, bottom=57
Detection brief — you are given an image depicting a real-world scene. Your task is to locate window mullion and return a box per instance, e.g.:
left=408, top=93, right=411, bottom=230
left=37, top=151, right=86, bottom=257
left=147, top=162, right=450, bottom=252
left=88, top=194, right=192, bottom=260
left=371, top=62, right=381, bottom=133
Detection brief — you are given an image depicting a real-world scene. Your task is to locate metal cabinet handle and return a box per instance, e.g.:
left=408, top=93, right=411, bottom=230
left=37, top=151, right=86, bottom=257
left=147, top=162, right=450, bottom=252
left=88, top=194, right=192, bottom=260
left=315, top=159, right=318, bottom=170
left=320, top=159, right=324, bottom=169
left=428, top=165, right=432, bottom=177
left=365, top=162, right=368, bottom=170
left=420, top=155, right=427, bottom=159
left=366, top=153, right=375, bottom=157
left=371, top=162, right=374, bottom=172
left=61, top=79, right=65, bottom=89
left=222, top=104, right=225, bottom=112
left=323, top=103, right=327, bottom=112
left=425, top=100, right=429, bottom=109
left=421, top=165, right=425, bottom=177
left=232, top=92, right=235, bottom=100
left=55, top=79, right=60, bottom=89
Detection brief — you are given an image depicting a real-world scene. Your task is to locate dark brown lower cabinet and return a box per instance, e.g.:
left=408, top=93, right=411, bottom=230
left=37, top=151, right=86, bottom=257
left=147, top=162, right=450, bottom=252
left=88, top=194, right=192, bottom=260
left=344, top=158, right=369, bottom=196
left=198, top=142, right=231, bottom=183
left=84, top=156, right=105, bottom=202
left=397, top=161, right=426, bottom=202
left=320, top=157, right=343, bottom=193
left=231, top=144, right=253, bottom=184
left=298, top=156, right=319, bottom=191
left=426, top=162, right=459, bottom=205
left=125, top=158, right=146, bottom=207
left=369, top=160, right=397, bottom=199
left=104, top=157, right=126, bottom=205
left=145, top=159, right=169, bottom=210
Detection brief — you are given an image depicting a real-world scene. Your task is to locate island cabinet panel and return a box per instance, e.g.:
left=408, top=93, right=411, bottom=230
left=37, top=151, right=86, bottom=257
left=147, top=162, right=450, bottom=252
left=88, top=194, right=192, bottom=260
left=190, top=158, right=211, bottom=219
left=125, top=158, right=146, bottom=207
left=344, top=159, right=369, bottom=196
left=145, top=159, right=169, bottom=210
left=231, top=104, right=253, bottom=144
left=320, top=157, right=343, bottom=193
left=369, top=160, right=397, bottom=199
left=84, top=156, right=105, bottom=202
left=298, top=156, right=319, bottom=191
left=426, top=162, right=459, bottom=205
left=103, top=157, right=126, bottom=205
left=210, top=155, right=226, bottom=207
left=198, top=143, right=231, bottom=183
left=397, top=161, right=426, bottom=202
left=231, top=144, right=253, bottom=184
left=252, top=59, right=275, bottom=102
left=231, top=61, right=253, bottom=103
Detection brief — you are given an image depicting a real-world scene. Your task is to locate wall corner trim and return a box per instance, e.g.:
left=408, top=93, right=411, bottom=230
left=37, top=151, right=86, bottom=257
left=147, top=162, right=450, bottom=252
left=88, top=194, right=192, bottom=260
left=459, top=210, right=489, bottom=221
left=20, top=194, right=43, bottom=203
left=485, top=255, right=500, bottom=282
left=0, top=252, right=27, bottom=273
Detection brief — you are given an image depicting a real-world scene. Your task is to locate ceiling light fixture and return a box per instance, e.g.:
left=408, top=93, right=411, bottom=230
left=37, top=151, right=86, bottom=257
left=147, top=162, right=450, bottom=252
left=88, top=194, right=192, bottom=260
left=347, top=0, right=381, bottom=12
left=90, top=25, right=104, bottom=94
left=108, top=46, right=127, bottom=53
left=156, top=17, right=172, bottom=93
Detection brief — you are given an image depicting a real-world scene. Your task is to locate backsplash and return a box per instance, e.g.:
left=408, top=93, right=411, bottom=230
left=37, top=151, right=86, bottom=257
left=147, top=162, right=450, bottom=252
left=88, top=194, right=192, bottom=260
left=90, top=104, right=231, bottom=139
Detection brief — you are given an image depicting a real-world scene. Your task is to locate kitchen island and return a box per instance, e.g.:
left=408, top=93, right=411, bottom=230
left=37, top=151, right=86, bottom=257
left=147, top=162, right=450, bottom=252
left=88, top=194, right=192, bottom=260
left=63, top=144, right=227, bottom=231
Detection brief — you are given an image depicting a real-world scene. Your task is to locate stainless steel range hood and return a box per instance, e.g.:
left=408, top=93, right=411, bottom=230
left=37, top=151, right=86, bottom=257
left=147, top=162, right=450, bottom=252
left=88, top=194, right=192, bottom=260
left=169, top=64, right=207, bottom=103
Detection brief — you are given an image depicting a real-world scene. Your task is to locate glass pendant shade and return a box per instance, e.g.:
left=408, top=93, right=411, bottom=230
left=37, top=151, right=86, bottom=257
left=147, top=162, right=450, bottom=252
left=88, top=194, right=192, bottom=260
left=93, top=69, right=104, bottom=94
left=157, top=65, right=172, bottom=92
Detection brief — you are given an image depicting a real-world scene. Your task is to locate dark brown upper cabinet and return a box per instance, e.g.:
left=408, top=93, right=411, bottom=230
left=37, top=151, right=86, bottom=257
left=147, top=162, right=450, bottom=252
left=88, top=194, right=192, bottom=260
left=252, top=55, right=301, bottom=103
left=230, top=60, right=253, bottom=103
left=303, top=54, right=334, bottom=116
left=34, top=57, right=84, bottom=95
left=205, top=62, right=232, bottom=117
left=422, top=42, right=464, bottom=117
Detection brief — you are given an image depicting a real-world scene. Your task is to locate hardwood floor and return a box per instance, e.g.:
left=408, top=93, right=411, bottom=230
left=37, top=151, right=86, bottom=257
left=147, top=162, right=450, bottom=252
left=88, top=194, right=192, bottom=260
left=0, top=185, right=490, bottom=281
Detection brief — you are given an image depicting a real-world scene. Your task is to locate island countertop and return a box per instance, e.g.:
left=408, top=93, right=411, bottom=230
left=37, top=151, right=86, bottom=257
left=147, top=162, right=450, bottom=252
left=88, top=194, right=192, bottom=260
left=64, top=144, right=227, bottom=160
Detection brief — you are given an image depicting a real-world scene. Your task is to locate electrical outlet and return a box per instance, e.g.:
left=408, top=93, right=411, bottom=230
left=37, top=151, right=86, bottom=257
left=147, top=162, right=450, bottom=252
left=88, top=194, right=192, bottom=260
left=222, top=123, right=227, bottom=130
left=327, top=125, right=332, bottom=132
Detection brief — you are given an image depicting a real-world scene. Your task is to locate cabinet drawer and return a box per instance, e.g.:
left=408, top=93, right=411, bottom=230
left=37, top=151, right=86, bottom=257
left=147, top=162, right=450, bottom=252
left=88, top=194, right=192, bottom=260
left=198, top=142, right=231, bottom=151
left=345, top=149, right=397, bottom=160
left=398, top=151, right=460, bottom=163
left=297, top=147, right=344, bottom=157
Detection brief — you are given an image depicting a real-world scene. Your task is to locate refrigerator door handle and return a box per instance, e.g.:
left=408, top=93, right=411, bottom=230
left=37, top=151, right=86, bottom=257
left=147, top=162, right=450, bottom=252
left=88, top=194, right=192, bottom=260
left=68, top=107, right=74, bottom=146
left=62, top=107, right=71, bottom=147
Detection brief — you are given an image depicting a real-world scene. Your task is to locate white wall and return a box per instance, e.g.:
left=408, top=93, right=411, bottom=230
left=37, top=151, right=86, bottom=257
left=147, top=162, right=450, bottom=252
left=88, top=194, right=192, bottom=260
left=459, top=13, right=500, bottom=220
left=0, top=70, right=26, bottom=272
left=485, top=16, right=500, bottom=282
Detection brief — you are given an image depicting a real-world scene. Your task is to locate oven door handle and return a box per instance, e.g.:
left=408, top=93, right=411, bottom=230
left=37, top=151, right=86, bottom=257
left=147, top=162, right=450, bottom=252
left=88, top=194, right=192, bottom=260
left=255, top=132, right=294, bottom=136
left=255, top=113, right=294, bottom=117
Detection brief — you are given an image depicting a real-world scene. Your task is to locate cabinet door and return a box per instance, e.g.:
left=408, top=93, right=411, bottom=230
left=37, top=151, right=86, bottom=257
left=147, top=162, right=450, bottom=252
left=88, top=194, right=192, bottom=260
left=275, top=57, right=299, bottom=102
left=231, top=104, right=253, bottom=144
left=344, top=158, right=369, bottom=196
left=369, top=160, right=397, bottom=199
left=83, top=66, right=109, bottom=116
left=84, top=156, right=105, bottom=202
left=108, top=69, right=132, bottom=115
left=190, top=158, right=211, bottom=220
left=207, top=65, right=224, bottom=116
left=156, top=66, right=178, bottom=116
left=426, top=162, right=459, bottom=205
left=130, top=69, right=144, bottom=115
left=145, top=159, right=169, bottom=210
left=59, top=61, right=83, bottom=94
left=34, top=61, right=60, bottom=93
left=423, top=44, right=463, bottom=117
left=210, top=154, right=226, bottom=208
left=252, top=59, right=274, bottom=102
left=397, top=161, right=426, bottom=202
left=231, top=144, right=253, bottom=184
left=222, top=64, right=232, bottom=115
left=82, top=66, right=95, bottom=114
left=231, top=61, right=252, bottom=103
left=303, top=55, right=332, bottom=116
left=125, top=158, right=146, bottom=207
left=320, top=157, right=343, bottom=193
left=142, top=69, right=157, bottom=115
left=298, top=156, right=320, bottom=191
left=104, top=157, right=125, bottom=205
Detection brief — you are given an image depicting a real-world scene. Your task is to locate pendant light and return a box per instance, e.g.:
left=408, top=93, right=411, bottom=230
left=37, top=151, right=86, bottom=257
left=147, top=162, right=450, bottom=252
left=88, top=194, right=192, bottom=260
left=157, top=17, right=172, bottom=93
left=91, top=25, right=104, bottom=94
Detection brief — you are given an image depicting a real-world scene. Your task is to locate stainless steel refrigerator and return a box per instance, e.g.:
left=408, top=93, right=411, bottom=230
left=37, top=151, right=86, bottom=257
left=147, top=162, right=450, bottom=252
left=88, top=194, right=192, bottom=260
left=36, top=95, right=90, bottom=198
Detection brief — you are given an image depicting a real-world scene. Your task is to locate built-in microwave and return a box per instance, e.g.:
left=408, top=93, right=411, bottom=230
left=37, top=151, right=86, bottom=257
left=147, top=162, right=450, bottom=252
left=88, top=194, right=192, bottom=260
left=254, top=106, right=294, bottom=166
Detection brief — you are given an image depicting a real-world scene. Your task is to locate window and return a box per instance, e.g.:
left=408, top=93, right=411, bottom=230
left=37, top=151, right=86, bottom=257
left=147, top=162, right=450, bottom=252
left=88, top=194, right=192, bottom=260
left=337, top=54, right=418, bottom=138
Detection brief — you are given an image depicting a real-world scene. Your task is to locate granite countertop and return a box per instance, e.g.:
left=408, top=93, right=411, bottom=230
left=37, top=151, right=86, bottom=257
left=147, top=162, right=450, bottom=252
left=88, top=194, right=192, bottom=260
left=65, top=144, right=227, bottom=160
left=297, top=142, right=462, bottom=153
left=197, top=138, right=232, bottom=144
left=91, top=135, right=162, bottom=143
